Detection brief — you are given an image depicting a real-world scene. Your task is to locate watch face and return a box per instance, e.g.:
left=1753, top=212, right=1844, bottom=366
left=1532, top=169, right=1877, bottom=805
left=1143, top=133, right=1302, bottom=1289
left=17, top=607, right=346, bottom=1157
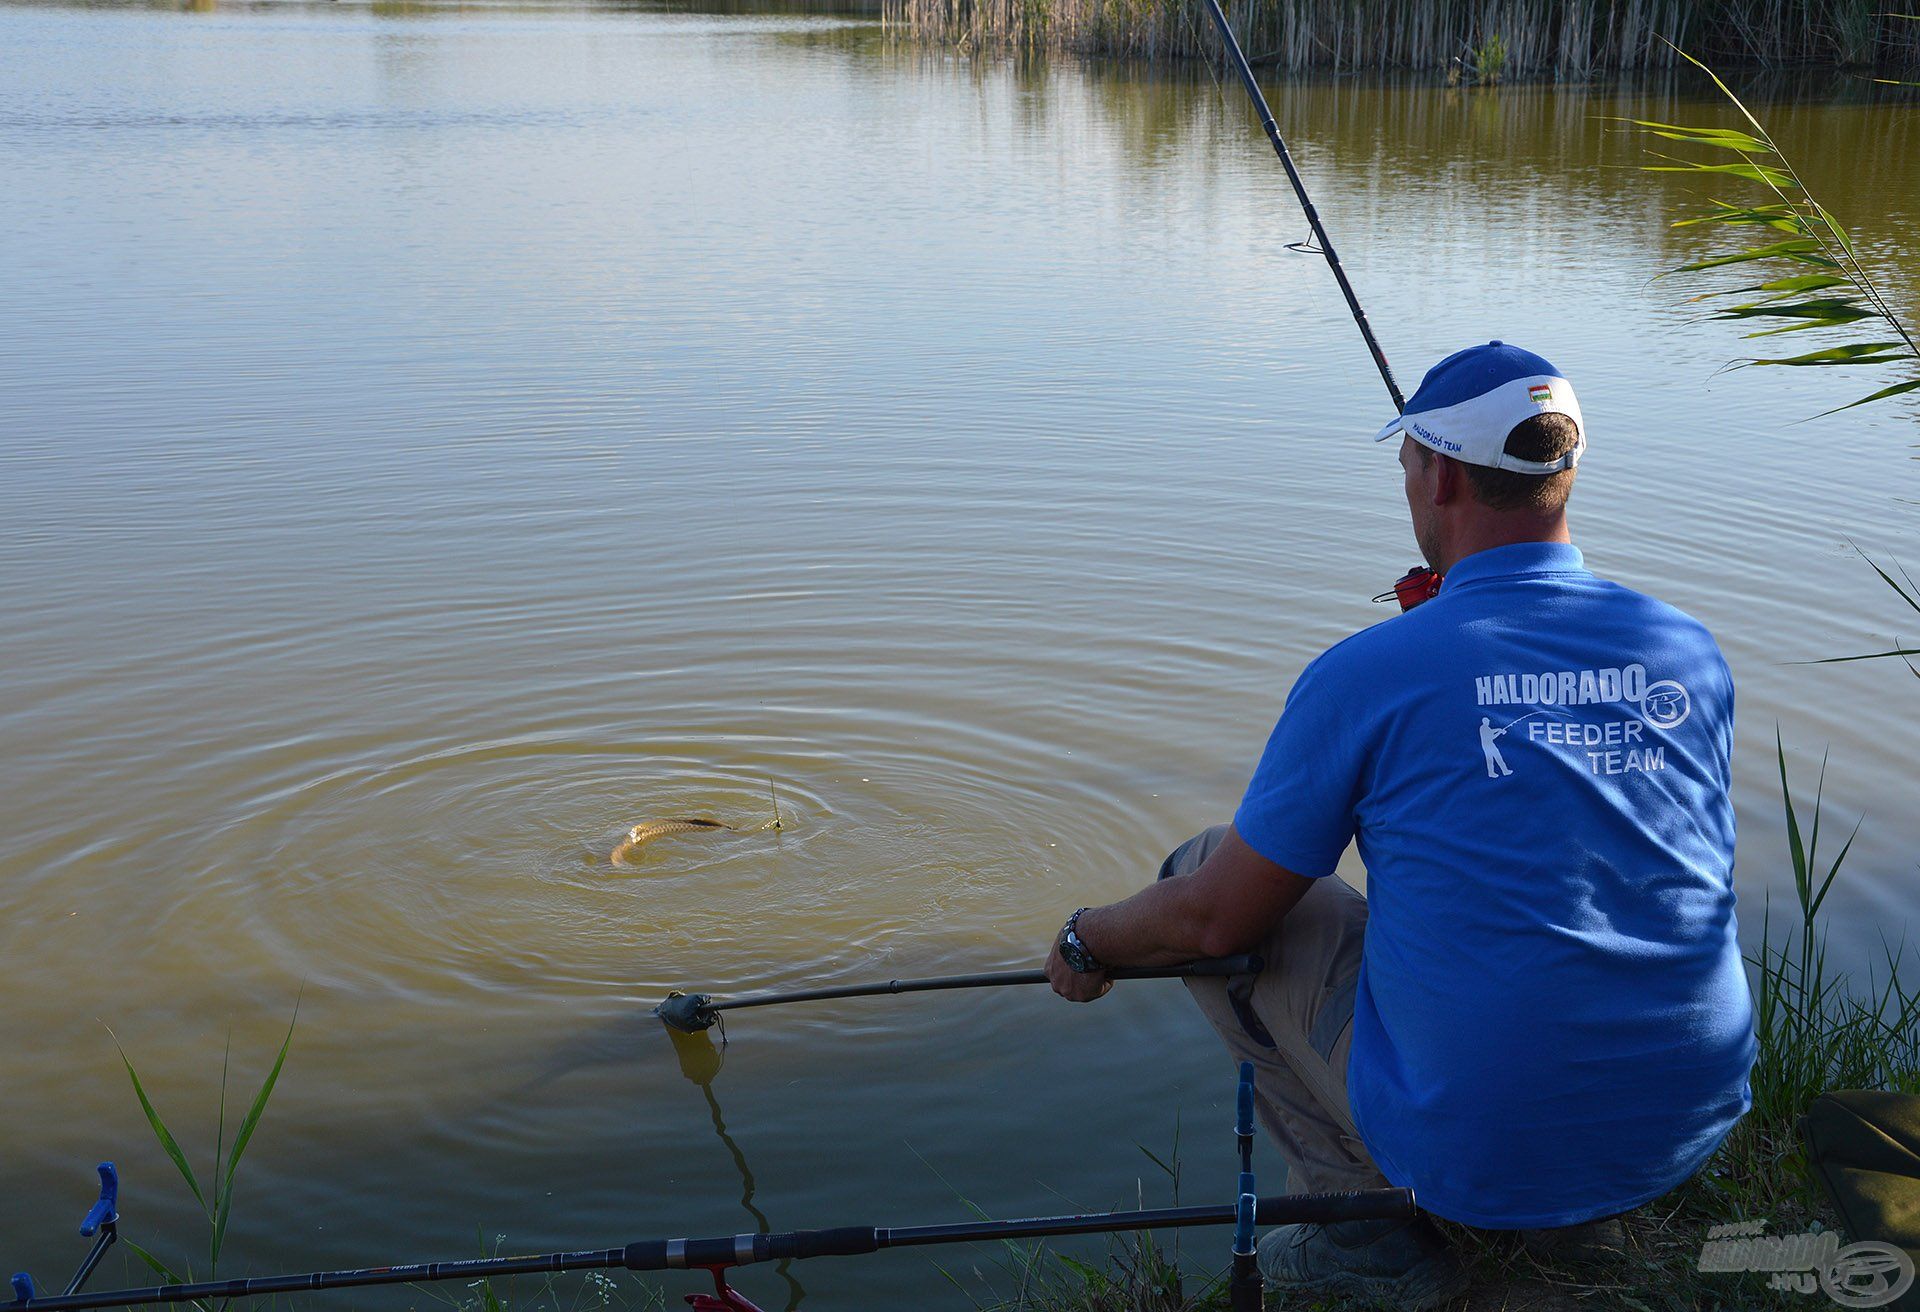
left=1060, top=930, right=1097, bottom=973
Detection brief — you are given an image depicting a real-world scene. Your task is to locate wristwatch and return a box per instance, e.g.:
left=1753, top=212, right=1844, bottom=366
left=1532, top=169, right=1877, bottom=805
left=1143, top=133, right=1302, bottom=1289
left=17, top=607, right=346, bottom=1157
left=1057, top=907, right=1105, bottom=974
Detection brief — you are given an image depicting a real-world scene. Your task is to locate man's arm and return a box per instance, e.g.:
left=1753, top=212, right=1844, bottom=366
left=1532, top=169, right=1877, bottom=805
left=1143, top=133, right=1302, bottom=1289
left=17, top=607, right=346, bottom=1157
left=1044, top=825, right=1316, bottom=1002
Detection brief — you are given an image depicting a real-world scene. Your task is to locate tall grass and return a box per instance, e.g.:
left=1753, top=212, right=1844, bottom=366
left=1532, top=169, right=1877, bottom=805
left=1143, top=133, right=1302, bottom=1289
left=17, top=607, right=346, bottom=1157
left=111, top=1015, right=667, bottom=1312
left=881, top=0, right=1920, bottom=75
left=1713, top=737, right=1920, bottom=1216
left=109, top=1012, right=298, bottom=1301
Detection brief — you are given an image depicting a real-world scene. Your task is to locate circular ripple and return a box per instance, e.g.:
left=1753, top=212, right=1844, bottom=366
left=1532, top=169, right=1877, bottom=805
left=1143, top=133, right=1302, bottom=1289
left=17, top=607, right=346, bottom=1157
left=160, top=711, right=1149, bottom=1013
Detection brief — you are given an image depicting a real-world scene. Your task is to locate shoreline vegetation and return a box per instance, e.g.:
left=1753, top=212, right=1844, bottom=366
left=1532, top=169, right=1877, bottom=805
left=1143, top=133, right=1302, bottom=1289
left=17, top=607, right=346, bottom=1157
left=878, top=0, right=1920, bottom=78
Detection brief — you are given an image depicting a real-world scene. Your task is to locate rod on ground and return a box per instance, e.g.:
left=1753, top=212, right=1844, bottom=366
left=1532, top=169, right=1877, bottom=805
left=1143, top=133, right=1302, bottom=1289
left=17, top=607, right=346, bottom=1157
left=654, top=953, right=1264, bottom=1033
left=6, top=1188, right=1413, bottom=1312
left=1197, top=0, right=1404, bottom=413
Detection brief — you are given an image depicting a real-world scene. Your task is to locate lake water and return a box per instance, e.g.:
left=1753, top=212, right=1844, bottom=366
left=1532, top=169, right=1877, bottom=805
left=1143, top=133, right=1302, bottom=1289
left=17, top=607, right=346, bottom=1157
left=1, top=2, right=1916, bottom=1306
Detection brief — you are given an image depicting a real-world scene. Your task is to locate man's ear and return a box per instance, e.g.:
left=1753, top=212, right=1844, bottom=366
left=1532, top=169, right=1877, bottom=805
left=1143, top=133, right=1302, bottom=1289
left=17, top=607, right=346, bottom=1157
left=1432, top=452, right=1466, bottom=506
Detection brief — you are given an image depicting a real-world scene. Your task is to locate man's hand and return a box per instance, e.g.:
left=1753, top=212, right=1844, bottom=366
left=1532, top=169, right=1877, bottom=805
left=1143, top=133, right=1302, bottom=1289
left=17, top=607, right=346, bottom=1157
left=1046, top=941, right=1112, bottom=1002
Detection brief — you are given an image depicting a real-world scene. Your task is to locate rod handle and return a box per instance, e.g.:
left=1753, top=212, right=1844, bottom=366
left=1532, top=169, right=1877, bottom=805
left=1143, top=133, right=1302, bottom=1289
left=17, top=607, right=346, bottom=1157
left=622, top=1227, right=882, bottom=1273
left=1255, top=1188, right=1415, bottom=1224
left=773, top=1227, right=880, bottom=1261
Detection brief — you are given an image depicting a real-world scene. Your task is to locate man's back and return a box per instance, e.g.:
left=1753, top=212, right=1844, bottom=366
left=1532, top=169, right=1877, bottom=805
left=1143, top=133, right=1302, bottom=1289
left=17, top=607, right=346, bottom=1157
left=1234, top=541, right=1757, bottom=1227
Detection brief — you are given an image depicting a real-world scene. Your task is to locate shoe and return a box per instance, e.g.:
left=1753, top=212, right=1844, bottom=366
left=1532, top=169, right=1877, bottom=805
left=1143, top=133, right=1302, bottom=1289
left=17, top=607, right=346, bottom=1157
left=1257, top=1216, right=1468, bottom=1310
left=1517, top=1214, right=1626, bottom=1265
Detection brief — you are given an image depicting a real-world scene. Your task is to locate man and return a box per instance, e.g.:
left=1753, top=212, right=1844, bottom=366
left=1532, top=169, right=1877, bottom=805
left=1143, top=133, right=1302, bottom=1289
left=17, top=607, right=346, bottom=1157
left=1045, top=343, right=1756, bottom=1307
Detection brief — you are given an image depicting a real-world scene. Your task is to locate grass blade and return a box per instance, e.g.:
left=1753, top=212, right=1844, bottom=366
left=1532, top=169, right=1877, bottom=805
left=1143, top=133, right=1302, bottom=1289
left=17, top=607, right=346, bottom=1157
left=1671, top=203, right=1805, bottom=233
left=1741, top=343, right=1911, bottom=367
left=1673, top=239, right=1837, bottom=273
left=1859, top=552, right=1920, bottom=619
left=1812, top=377, right=1920, bottom=418
left=1751, top=273, right=1851, bottom=294
left=109, top=1029, right=208, bottom=1215
left=1612, top=119, right=1772, bottom=153
left=123, top=1238, right=185, bottom=1285
left=219, top=1009, right=298, bottom=1217
left=1644, top=158, right=1795, bottom=187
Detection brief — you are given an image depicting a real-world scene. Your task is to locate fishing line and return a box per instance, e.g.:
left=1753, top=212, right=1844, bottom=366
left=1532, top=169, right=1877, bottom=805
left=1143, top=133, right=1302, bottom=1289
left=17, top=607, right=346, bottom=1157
left=1195, top=0, right=1405, bottom=411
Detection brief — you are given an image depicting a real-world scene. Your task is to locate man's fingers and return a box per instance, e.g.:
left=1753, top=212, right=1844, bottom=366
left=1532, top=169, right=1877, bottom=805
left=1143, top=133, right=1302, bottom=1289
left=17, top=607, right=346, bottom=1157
left=1044, top=940, right=1112, bottom=1002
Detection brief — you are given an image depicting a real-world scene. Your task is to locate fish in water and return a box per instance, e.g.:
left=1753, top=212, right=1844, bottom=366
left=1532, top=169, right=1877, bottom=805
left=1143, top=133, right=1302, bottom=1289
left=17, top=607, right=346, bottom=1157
left=607, top=780, right=790, bottom=866
left=609, top=818, right=731, bottom=866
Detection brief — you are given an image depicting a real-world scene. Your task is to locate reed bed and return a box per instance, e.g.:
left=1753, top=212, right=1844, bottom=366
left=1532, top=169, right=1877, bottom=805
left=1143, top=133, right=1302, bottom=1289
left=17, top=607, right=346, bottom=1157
left=880, top=0, right=1920, bottom=76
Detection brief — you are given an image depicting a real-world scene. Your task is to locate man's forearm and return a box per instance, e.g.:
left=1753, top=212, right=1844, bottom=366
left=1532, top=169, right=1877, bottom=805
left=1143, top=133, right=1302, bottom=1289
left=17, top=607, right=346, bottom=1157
left=1073, top=875, right=1231, bottom=968
left=1059, top=826, right=1314, bottom=977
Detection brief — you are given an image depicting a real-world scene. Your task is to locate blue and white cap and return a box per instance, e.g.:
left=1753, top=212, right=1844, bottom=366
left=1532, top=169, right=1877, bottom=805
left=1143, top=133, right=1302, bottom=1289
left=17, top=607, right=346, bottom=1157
left=1373, top=342, right=1586, bottom=474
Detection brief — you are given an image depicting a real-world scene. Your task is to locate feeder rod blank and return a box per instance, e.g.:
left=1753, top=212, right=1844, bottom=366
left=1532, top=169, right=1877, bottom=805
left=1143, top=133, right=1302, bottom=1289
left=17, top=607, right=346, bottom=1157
left=656, top=954, right=1264, bottom=1033
left=1198, top=0, right=1404, bottom=412
left=4, top=1189, right=1415, bottom=1312
left=623, top=1188, right=1416, bottom=1270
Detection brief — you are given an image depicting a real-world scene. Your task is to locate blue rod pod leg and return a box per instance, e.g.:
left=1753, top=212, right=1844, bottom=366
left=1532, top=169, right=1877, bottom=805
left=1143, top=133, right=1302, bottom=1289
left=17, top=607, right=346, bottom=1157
left=1229, top=1064, right=1263, bottom=1312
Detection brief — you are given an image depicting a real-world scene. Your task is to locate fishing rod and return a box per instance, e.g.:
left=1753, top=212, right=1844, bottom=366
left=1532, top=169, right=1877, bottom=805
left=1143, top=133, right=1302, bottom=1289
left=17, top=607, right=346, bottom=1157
left=9, top=1192, right=1411, bottom=1312
left=10, top=1068, right=1414, bottom=1312
left=654, top=953, right=1262, bottom=1033
left=1197, top=0, right=1405, bottom=412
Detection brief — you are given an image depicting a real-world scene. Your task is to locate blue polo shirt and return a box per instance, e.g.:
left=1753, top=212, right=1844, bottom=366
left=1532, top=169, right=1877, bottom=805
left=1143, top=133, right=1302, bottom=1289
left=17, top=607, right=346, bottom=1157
left=1233, top=542, right=1755, bottom=1228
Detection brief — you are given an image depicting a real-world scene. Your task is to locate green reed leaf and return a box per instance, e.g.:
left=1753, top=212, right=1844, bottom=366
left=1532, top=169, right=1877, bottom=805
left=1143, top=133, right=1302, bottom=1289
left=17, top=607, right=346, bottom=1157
left=124, top=1238, right=185, bottom=1285
left=1737, top=273, right=1852, bottom=296
left=110, top=1030, right=208, bottom=1215
left=1811, top=646, right=1920, bottom=665
left=1664, top=43, right=1783, bottom=160
left=1777, top=732, right=1810, bottom=913
left=1614, top=118, right=1774, bottom=153
left=1742, top=315, right=1877, bottom=339
left=1813, top=203, right=1857, bottom=259
left=1719, top=296, right=1865, bottom=321
left=124, top=1241, right=213, bottom=1312
left=1672, top=202, right=1805, bottom=233
left=1813, top=377, right=1920, bottom=418
left=1645, top=157, right=1796, bottom=187
left=1675, top=238, right=1838, bottom=273
left=1860, top=552, right=1920, bottom=619
left=1742, top=342, right=1913, bottom=367
left=217, top=1009, right=298, bottom=1238
left=1743, top=341, right=1904, bottom=366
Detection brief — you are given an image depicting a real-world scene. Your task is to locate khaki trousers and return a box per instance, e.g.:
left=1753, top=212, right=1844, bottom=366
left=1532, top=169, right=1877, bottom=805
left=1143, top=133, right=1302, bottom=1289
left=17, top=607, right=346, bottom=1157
left=1159, top=824, right=1389, bottom=1195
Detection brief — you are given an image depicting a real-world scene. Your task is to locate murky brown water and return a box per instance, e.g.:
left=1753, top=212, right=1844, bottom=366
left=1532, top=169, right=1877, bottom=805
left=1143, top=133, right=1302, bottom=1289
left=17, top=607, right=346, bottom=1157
left=1, top=2, right=1916, bottom=1306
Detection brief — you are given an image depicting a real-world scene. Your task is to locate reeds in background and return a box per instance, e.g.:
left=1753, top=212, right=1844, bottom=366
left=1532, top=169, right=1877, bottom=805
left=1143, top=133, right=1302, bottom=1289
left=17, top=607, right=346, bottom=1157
left=881, top=0, right=1920, bottom=76
left=1629, top=45, right=1919, bottom=414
